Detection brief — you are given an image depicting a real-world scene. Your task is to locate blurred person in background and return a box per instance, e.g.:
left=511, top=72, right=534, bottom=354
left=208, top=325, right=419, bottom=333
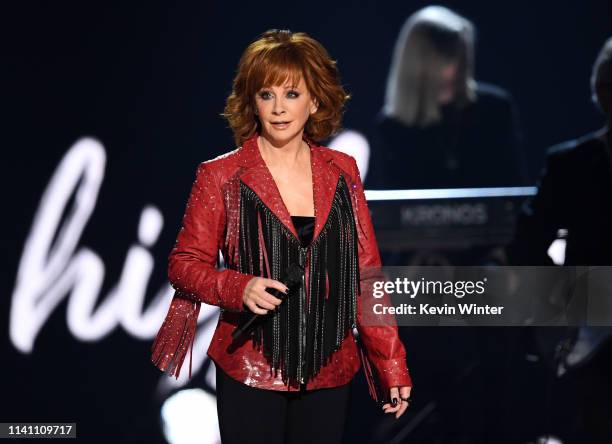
left=508, top=37, right=612, bottom=267
left=507, top=37, right=612, bottom=443
left=362, top=7, right=529, bottom=443
left=365, top=5, right=527, bottom=190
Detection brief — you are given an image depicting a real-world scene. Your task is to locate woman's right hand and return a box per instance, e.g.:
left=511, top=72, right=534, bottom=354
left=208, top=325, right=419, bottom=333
left=242, top=277, right=288, bottom=314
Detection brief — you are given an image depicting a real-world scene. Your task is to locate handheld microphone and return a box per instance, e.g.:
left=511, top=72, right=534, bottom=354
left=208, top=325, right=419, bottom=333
left=231, top=263, right=304, bottom=340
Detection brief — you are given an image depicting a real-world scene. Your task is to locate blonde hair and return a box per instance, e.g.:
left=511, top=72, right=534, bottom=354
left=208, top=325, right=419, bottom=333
left=222, top=29, right=351, bottom=147
left=383, top=6, right=476, bottom=127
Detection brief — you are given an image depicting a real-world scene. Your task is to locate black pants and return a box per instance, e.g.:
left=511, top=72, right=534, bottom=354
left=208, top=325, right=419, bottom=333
left=216, top=365, right=351, bottom=444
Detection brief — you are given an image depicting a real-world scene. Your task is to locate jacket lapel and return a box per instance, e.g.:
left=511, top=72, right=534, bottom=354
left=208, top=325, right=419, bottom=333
left=237, top=131, right=340, bottom=245
left=311, top=142, right=341, bottom=243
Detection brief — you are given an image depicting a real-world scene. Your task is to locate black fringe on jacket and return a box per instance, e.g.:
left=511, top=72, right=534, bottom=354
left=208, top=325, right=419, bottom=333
left=237, top=175, right=360, bottom=385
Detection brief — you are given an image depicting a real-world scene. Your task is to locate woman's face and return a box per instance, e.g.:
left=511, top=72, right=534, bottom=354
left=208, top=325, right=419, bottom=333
left=437, top=62, right=458, bottom=105
left=254, top=76, right=318, bottom=144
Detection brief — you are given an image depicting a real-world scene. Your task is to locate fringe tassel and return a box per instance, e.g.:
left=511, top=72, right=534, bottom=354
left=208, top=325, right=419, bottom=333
left=354, top=327, right=380, bottom=403
left=150, top=295, right=201, bottom=379
left=237, top=176, right=360, bottom=385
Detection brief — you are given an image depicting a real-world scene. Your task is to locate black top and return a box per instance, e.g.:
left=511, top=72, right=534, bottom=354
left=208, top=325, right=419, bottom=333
left=365, top=82, right=528, bottom=189
left=291, top=215, right=315, bottom=248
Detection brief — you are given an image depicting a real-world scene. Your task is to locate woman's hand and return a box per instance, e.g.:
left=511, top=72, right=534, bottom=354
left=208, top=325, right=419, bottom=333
left=242, top=277, right=288, bottom=314
left=382, top=386, right=411, bottom=419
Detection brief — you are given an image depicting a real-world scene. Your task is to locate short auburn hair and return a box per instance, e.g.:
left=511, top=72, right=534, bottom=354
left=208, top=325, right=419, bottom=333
left=222, top=29, right=351, bottom=147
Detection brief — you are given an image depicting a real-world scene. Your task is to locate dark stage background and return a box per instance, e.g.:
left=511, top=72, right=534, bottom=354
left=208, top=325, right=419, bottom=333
left=3, top=1, right=612, bottom=443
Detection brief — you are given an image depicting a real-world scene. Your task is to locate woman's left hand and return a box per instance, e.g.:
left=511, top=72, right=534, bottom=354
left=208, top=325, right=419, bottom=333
left=382, top=386, right=411, bottom=419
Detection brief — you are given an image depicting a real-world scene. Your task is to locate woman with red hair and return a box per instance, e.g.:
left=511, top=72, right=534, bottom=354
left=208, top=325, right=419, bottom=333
left=152, top=29, right=412, bottom=443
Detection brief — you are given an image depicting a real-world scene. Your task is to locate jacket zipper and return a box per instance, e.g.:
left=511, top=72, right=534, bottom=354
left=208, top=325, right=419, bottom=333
left=298, top=247, right=308, bottom=384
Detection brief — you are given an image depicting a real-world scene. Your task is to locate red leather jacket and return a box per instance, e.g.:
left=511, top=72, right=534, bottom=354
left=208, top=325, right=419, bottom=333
left=151, top=131, right=412, bottom=395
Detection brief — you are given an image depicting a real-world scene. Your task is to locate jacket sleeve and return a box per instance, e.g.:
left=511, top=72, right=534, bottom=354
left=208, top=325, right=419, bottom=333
left=151, top=161, right=255, bottom=379
left=167, top=161, right=254, bottom=312
left=348, top=157, right=413, bottom=392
